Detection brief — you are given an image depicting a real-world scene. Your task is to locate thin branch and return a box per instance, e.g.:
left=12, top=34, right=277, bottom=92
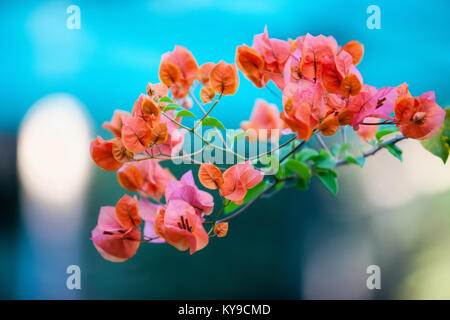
left=280, top=140, right=306, bottom=163
left=336, top=135, right=407, bottom=166
left=193, top=92, right=223, bottom=129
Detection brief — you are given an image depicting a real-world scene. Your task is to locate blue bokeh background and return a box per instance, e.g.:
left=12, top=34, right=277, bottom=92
left=1, top=0, right=450, bottom=299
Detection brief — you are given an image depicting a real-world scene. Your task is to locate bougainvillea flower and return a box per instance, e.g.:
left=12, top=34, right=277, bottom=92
left=200, top=86, right=216, bottom=103
left=395, top=93, right=445, bottom=140
left=132, top=94, right=160, bottom=126
left=280, top=81, right=326, bottom=140
left=117, top=164, right=144, bottom=192
left=241, top=99, right=283, bottom=141
left=235, top=44, right=266, bottom=88
left=148, top=110, right=186, bottom=156
left=339, top=40, right=364, bottom=66
left=149, top=122, right=168, bottom=145
left=91, top=206, right=141, bottom=262
left=146, top=82, right=169, bottom=100
left=214, top=222, right=228, bottom=238
left=198, top=163, right=224, bottom=190
left=180, top=96, right=193, bottom=110
left=220, top=162, right=264, bottom=205
left=160, top=46, right=199, bottom=99
left=115, top=194, right=142, bottom=229
left=121, top=115, right=153, bottom=153
left=154, top=199, right=209, bottom=254
left=282, top=49, right=302, bottom=85
left=318, top=114, right=340, bottom=136
left=197, top=62, right=215, bottom=86
left=138, top=198, right=165, bottom=244
left=356, top=117, right=379, bottom=142
left=209, top=61, right=239, bottom=95
left=166, top=170, right=214, bottom=216
left=300, top=33, right=338, bottom=80
left=252, top=26, right=291, bottom=90
left=90, top=136, right=124, bottom=171
left=132, top=159, right=175, bottom=200
left=349, top=85, right=397, bottom=129
left=103, top=110, right=129, bottom=138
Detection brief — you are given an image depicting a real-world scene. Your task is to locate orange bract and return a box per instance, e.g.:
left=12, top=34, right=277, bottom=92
left=117, top=165, right=144, bottom=192
left=111, top=139, right=133, bottom=163
left=214, top=222, right=228, bottom=238
left=200, top=86, right=215, bottom=103
left=150, top=122, right=168, bottom=145
left=90, top=136, right=123, bottom=171
left=197, top=62, right=215, bottom=85
left=318, top=114, right=340, bottom=136
left=115, top=194, right=141, bottom=229
left=141, top=98, right=161, bottom=119
left=340, top=73, right=362, bottom=97
left=146, top=82, right=169, bottom=100
left=198, top=163, right=224, bottom=190
left=340, top=40, right=364, bottom=66
left=159, top=61, right=181, bottom=87
left=235, top=45, right=264, bottom=76
left=209, top=61, right=239, bottom=95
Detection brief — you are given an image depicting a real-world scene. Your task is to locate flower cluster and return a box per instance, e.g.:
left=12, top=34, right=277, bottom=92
left=90, top=27, right=447, bottom=262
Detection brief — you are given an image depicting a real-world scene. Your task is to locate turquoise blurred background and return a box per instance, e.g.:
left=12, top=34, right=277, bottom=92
left=0, top=0, right=450, bottom=299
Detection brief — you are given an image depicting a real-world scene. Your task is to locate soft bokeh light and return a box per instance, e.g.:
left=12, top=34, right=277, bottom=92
left=17, top=93, right=92, bottom=207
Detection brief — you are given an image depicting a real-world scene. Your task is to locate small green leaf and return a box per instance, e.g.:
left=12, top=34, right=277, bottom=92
left=297, top=148, right=319, bottom=162
left=175, top=110, right=196, bottom=118
left=201, top=117, right=226, bottom=129
left=331, top=143, right=351, bottom=157
left=420, top=108, right=450, bottom=164
left=314, top=149, right=336, bottom=170
left=163, top=103, right=181, bottom=111
left=385, top=143, right=403, bottom=161
left=224, top=181, right=269, bottom=214
left=314, top=169, right=338, bottom=195
left=284, top=159, right=311, bottom=181
left=295, top=178, right=308, bottom=191
left=344, top=154, right=366, bottom=168
left=376, top=128, right=398, bottom=141
left=158, top=96, right=173, bottom=103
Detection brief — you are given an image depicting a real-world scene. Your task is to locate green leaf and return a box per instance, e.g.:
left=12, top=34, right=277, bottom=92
left=376, top=128, right=398, bottom=141
left=163, top=103, right=181, bottom=111
left=284, top=159, right=311, bottom=181
left=314, top=169, right=338, bottom=195
left=295, top=178, right=308, bottom=191
left=224, top=181, right=269, bottom=214
left=175, top=110, right=196, bottom=118
left=344, top=154, right=365, bottom=167
left=297, top=148, right=319, bottom=162
left=314, top=149, right=337, bottom=170
left=385, top=143, right=403, bottom=161
left=158, top=96, right=173, bottom=103
left=201, top=117, right=226, bottom=129
left=420, top=108, right=450, bottom=164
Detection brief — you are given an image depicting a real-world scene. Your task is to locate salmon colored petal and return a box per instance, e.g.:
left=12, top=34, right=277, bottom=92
left=115, top=194, right=142, bottom=229
left=356, top=117, right=379, bottom=142
left=340, top=40, right=364, bottom=66
left=103, top=110, right=129, bottom=138
left=159, top=61, right=181, bottom=87
left=235, top=45, right=264, bottom=79
left=214, top=222, right=228, bottom=238
left=198, top=163, right=224, bottom=189
left=117, top=165, right=144, bottom=192
left=121, top=115, right=153, bottom=153
left=91, top=227, right=141, bottom=262
left=209, top=61, right=239, bottom=95
left=161, top=45, right=199, bottom=90
left=141, top=97, right=161, bottom=119
left=200, top=86, right=215, bottom=103
left=138, top=198, right=165, bottom=243
left=197, top=62, right=215, bottom=85
left=111, top=139, right=134, bottom=163
left=90, top=136, right=123, bottom=171
left=146, top=82, right=169, bottom=100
